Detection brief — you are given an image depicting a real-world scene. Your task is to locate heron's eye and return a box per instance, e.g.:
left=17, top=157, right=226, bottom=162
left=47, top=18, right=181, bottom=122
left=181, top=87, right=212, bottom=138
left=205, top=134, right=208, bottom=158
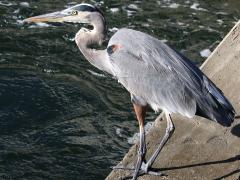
left=71, top=10, right=78, bottom=15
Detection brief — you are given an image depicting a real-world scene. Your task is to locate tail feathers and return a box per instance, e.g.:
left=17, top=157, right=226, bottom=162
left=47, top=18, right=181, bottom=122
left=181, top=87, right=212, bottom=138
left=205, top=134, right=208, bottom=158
left=203, top=76, right=235, bottom=112
left=196, top=99, right=235, bottom=127
left=196, top=76, right=235, bottom=127
left=211, top=103, right=235, bottom=127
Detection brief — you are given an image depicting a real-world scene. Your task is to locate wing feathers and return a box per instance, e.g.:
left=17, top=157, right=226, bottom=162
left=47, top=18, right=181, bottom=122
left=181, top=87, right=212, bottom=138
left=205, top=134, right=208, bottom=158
left=108, top=28, right=235, bottom=125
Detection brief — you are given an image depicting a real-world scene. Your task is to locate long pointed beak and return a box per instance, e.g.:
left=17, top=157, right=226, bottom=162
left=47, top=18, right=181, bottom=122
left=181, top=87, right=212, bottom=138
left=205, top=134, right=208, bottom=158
left=24, top=11, right=66, bottom=23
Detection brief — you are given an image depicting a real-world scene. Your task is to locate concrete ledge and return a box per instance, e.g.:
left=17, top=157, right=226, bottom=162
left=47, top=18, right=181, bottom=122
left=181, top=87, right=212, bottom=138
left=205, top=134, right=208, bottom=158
left=107, top=21, right=240, bottom=180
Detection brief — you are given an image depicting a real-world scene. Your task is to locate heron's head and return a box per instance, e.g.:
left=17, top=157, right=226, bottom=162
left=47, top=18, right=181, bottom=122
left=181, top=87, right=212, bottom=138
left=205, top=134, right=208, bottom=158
left=24, top=3, right=103, bottom=24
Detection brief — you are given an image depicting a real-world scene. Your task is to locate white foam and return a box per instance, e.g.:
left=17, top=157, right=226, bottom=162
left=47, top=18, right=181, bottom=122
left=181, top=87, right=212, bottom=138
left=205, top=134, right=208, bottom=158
left=63, top=35, right=75, bottom=42
left=43, top=69, right=56, bottom=73
left=109, top=27, right=119, bottom=33
left=0, top=1, right=16, bottom=6
left=200, top=49, right=211, bottom=58
left=142, top=23, right=150, bottom=27
left=116, top=128, right=123, bottom=137
left=110, top=8, right=119, bottom=13
left=128, top=4, right=138, bottom=10
left=87, top=70, right=106, bottom=77
left=169, top=3, right=180, bottom=9
left=147, top=19, right=153, bottom=23
left=177, top=22, right=185, bottom=26
left=126, top=10, right=135, bottom=17
left=127, top=132, right=139, bottom=144
left=216, top=12, right=228, bottom=15
left=206, top=27, right=218, bottom=32
left=67, top=2, right=77, bottom=6
left=29, top=22, right=51, bottom=28
left=190, top=3, right=207, bottom=11
left=20, top=2, right=29, bottom=7
left=14, top=9, right=20, bottom=14
left=127, top=122, right=154, bottom=145
left=161, top=39, right=168, bottom=43
left=145, top=122, right=154, bottom=132
left=217, top=19, right=223, bottom=25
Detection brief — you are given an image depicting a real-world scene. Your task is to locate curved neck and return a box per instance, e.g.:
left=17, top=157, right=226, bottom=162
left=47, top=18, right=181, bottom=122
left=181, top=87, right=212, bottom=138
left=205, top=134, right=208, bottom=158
left=75, top=14, right=106, bottom=49
left=75, top=13, right=114, bottom=75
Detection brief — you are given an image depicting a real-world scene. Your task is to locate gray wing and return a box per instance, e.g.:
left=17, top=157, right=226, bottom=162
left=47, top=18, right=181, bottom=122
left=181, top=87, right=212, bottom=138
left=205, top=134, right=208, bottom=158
left=107, top=28, right=234, bottom=119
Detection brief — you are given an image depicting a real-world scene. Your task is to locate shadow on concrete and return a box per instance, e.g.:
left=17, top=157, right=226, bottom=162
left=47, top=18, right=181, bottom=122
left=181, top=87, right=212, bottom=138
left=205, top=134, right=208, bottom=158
left=121, top=155, right=240, bottom=180
left=150, top=155, right=240, bottom=179
left=213, top=169, right=240, bottom=180
left=156, top=155, right=240, bottom=171
left=231, top=123, right=240, bottom=137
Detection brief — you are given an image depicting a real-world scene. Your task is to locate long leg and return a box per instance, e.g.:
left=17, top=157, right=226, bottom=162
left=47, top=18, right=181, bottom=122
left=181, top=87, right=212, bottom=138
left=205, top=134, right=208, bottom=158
left=112, top=112, right=174, bottom=178
left=132, top=103, right=147, bottom=180
left=142, top=112, right=175, bottom=173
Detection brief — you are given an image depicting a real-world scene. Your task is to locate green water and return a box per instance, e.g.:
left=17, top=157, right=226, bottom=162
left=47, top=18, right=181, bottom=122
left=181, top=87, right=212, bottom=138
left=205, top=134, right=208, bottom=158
left=0, top=0, right=239, bottom=179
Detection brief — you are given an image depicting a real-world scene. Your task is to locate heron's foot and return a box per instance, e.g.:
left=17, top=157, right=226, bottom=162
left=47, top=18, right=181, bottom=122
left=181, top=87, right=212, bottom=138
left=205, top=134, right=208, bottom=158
left=138, top=162, right=163, bottom=176
left=112, top=162, right=164, bottom=176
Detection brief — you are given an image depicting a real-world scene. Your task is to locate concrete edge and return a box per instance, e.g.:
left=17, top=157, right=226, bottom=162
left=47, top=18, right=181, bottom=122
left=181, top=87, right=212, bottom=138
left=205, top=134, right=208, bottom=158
left=201, top=20, right=240, bottom=68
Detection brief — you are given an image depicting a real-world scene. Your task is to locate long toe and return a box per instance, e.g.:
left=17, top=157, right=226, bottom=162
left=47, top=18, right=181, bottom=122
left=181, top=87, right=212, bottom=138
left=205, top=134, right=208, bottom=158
left=147, top=170, right=163, bottom=176
left=138, top=163, right=165, bottom=177
left=111, top=163, right=135, bottom=171
left=138, top=169, right=164, bottom=176
left=112, top=162, right=165, bottom=178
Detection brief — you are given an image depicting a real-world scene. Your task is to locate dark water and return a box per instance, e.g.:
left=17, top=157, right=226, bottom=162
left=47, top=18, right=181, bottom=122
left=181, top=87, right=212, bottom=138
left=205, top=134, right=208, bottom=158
left=0, top=0, right=239, bottom=179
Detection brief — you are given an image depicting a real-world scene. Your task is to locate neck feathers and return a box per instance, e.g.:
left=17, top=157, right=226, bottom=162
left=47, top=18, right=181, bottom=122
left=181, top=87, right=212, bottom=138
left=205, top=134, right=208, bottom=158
left=75, top=13, right=106, bottom=48
left=75, top=13, right=114, bottom=75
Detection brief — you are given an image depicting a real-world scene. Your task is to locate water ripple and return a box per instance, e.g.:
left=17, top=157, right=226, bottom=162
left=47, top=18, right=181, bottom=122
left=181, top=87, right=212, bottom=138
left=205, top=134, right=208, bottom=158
left=0, top=0, right=240, bottom=179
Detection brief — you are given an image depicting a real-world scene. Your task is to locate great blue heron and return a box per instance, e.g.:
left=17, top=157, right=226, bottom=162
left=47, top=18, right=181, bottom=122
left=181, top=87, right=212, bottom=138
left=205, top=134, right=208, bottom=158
left=24, top=3, right=235, bottom=180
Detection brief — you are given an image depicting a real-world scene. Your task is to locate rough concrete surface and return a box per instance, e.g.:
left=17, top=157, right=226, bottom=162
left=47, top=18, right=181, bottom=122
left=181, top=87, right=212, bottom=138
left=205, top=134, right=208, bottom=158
left=106, top=21, right=240, bottom=180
